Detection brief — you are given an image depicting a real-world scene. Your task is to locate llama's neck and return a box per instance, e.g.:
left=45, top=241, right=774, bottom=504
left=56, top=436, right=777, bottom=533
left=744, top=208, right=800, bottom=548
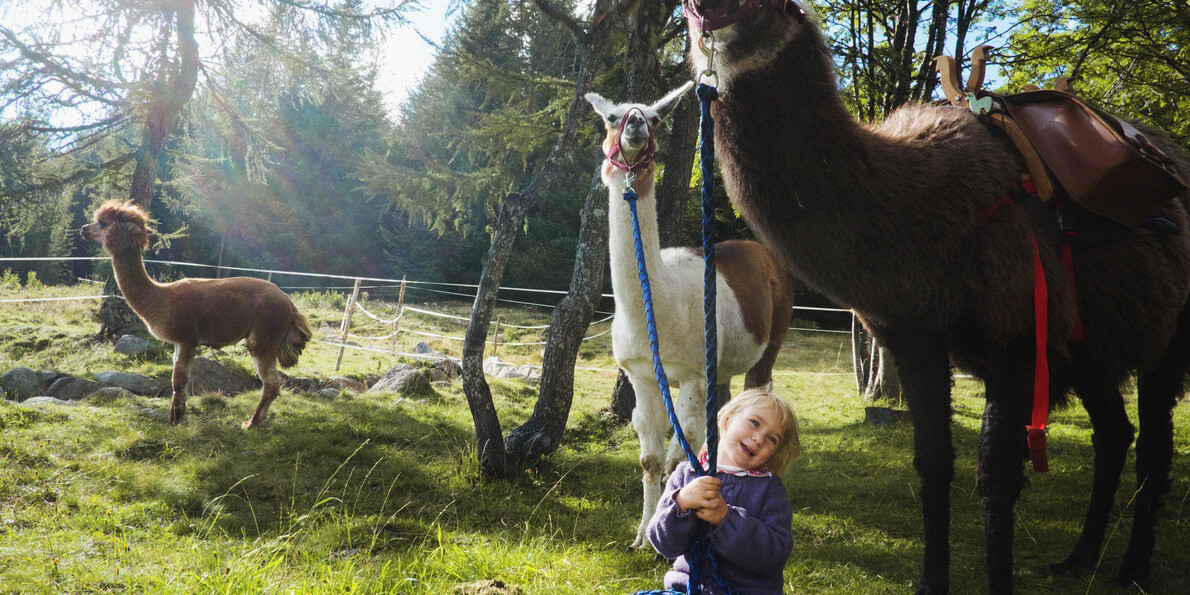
left=604, top=160, right=661, bottom=317
left=108, top=248, right=166, bottom=317
left=704, top=22, right=1016, bottom=317
left=714, top=31, right=879, bottom=215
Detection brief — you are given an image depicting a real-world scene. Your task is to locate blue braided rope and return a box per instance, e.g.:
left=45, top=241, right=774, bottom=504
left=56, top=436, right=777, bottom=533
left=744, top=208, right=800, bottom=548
left=623, top=188, right=703, bottom=474
left=629, top=82, right=735, bottom=595
left=698, top=82, right=721, bottom=478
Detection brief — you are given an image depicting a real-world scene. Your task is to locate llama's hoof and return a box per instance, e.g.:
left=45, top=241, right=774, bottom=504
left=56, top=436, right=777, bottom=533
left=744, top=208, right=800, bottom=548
left=1046, top=553, right=1093, bottom=577
left=242, top=418, right=260, bottom=429
left=168, top=409, right=186, bottom=425
left=1114, top=564, right=1151, bottom=592
left=1046, top=560, right=1087, bottom=578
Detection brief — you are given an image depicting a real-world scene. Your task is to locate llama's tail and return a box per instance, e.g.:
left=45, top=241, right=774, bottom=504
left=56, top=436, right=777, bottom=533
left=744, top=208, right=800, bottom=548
left=279, top=308, right=313, bottom=368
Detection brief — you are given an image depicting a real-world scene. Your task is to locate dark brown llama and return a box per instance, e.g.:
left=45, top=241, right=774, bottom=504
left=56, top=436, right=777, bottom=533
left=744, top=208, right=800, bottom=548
left=684, top=1, right=1190, bottom=593
left=82, top=201, right=313, bottom=429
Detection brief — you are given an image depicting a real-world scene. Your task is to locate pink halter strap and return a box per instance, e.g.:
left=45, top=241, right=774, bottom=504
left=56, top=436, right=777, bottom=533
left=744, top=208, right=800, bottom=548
left=604, top=106, right=657, bottom=175
left=684, top=0, right=805, bottom=33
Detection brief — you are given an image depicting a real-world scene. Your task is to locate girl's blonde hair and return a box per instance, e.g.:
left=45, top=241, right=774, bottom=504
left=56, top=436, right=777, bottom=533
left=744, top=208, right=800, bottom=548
left=717, top=387, right=801, bottom=476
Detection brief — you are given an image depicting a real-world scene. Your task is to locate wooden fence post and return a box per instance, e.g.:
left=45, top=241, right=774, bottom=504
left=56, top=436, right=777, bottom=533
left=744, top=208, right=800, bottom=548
left=391, top=276, right=406, bottom=354
left=335, top=278, right=363, bottom=372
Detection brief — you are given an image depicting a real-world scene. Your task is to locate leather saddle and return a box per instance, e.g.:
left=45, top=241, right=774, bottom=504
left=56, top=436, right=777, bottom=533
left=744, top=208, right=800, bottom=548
left=935, top=47, right=1189, bottom=226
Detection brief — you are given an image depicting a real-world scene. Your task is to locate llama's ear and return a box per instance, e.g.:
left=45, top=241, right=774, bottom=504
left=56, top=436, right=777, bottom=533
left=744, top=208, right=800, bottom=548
left=651, top=81, right=695, bottom=120
left=584, top=92, right=614, bottom=119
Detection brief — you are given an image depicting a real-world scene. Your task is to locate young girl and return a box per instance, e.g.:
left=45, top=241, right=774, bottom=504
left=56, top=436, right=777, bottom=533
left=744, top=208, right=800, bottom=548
left=646, top=387, right=801, bottom=594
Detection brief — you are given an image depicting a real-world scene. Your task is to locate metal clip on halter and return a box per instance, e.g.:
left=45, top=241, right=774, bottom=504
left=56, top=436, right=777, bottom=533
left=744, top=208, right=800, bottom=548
left=698, top=32, right=718, bottom=88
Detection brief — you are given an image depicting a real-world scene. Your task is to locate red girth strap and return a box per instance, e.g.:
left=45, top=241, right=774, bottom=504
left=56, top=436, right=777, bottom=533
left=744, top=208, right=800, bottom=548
left=975, top=196, right=1050, bottom=473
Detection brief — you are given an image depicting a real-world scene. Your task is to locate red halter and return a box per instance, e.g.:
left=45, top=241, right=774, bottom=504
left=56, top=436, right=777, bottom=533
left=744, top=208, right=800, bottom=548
left=684, top=0, right=806, bottom=33
left=604, top=106, right=657, bottom=175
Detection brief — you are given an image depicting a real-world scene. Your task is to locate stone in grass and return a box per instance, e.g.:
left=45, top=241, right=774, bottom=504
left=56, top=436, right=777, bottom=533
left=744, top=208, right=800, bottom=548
left=114, top=334, right=152, bottom=355
left=452, top=579, right=524, bottom=595
left=94, top=371, right=161, bottom=395
left=87, top=386, right=137, bottom=405
left=366, top=364, right=435, bottom=399
left=0, top=367, right=42, bottom=401
left=186, top=357, right=260, bottom=396
left=21, top=396, right=77, bottom=407
left=324, top=375, right=367, bottom=393
left=865, top=406, right=909, bottom=427
left=46, top=377, right=102, bottom=401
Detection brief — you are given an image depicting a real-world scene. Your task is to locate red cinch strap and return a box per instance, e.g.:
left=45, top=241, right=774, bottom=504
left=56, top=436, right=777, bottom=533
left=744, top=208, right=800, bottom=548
left=976, top=197, right=1050, bottom=473
left=1027, top=235, right=1049, bottom=473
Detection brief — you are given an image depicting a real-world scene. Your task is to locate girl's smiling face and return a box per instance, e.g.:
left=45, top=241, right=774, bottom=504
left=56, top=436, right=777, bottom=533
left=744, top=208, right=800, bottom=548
left=717, top=404, right=784, bottom=470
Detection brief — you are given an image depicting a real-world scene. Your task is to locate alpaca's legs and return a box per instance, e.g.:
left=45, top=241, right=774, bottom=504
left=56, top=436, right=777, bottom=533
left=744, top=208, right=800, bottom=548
left=715, top=382, right=732, bottom=406
left=630, top=372, right=667, bottom=550
left=1050, top=379, right=1130, bottom=576
left=1116, top=314, right=1190, bottom=589
left=244, top=355, right=282, bottom=429
left=887, top=332, right=953, bottom=595
left=666, top=381, right=707, bottom=474
left=169, top=343, right=196, bottom=424
left=977, top=344, right=1032, bottom=595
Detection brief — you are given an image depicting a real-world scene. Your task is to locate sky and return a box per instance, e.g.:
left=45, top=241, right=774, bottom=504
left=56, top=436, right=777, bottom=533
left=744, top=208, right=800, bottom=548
left=376, top=1, right=457, bottom=112
left=0, top=0, right=456, bottom=121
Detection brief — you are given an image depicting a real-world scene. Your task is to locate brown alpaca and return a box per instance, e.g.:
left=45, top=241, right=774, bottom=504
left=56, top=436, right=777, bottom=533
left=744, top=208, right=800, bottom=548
left=81, top=201, right=313, bottom=428
left=685, top=2, right=1190, bottom=593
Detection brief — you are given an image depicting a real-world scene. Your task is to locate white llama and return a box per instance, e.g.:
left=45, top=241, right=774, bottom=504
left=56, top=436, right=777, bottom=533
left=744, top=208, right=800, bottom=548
left=585, top=83, right=797, bottom=548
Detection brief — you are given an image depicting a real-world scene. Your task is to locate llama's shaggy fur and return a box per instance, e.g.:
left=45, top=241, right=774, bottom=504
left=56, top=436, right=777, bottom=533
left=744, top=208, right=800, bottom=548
left=82, top=201, right=312, bottom=428
left=687, top=3, right=1190, bottom=592
left=587, top=84, right=796, bottom=549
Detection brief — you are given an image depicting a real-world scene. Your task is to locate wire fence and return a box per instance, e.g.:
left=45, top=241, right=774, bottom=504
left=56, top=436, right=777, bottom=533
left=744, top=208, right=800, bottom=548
left=1, top=256, right=855, bottom=374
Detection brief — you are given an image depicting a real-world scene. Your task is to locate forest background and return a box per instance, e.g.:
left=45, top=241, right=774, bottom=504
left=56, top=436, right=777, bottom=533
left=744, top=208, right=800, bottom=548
left=5, top=0, right=1186, bottom=475
left=3, top=0, right=1185, bottom=293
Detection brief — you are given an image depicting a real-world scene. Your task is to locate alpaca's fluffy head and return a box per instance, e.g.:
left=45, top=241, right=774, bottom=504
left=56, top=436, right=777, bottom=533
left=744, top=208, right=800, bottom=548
left=585, top=82, right=692, bottom=163
left=81, top=200, right=152, bottom=254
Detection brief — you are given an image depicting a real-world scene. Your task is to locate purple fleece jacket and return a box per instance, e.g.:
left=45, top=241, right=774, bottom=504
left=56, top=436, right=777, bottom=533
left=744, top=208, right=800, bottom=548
left=645, top=462, right=793, bottom=594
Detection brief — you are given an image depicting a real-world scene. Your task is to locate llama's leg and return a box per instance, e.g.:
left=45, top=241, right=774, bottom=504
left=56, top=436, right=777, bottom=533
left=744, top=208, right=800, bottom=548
left=169, top=343, right=196, bottom=424
left=1116, top=318, right=1189, bottom=590
left=630, top=373, right=668, bottom=550
left=1049, top=380, right=1131, bottom=576
left=667, top=380, right=706, bottom=473
left=244, top=354, right=282, bottom=429
left=977, top=345, right=1033, bottom=595
left=887, top=332, right=953, bottom=595
left=715, top=382, right=731, bottom=405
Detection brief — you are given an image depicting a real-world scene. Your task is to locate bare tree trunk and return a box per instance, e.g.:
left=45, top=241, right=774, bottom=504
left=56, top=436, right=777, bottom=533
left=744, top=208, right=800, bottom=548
left=852, top=314, right=902, bottom=404
left=462, top=0, right=613, bottom=478
left=96, top=276, right=148, bottom=342
left=462, top=201, right=523, bottom=478
left=605, top=0, right=688, bottom=424
left=99, top=0, right=198, bottom=341
left=505, top=167, right=608, bottom=465
left=609, top=370, right=636, bottom=422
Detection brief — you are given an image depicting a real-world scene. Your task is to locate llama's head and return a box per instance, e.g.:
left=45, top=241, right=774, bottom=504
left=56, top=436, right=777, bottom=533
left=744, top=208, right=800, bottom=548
left=81, top=200, right=152, bottom=255
left=585, top=82, right=693, bottom=172
left=685, top=0, right=821, bottom=85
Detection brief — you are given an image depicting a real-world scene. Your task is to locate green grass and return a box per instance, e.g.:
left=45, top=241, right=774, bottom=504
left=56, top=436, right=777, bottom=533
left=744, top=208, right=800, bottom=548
left=1, top=282, right=1189, bottom=593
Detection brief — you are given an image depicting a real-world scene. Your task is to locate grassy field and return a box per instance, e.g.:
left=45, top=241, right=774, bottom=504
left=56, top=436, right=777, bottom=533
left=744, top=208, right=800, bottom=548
left=1, top=279, right=1188, bottom=594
